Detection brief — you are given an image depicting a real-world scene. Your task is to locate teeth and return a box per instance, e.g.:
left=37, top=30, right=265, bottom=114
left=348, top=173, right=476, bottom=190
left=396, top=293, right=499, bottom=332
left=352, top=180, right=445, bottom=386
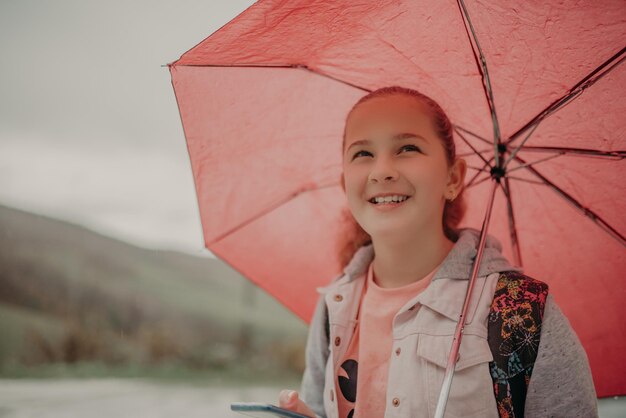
left=371, top=195, right=409, bottom=204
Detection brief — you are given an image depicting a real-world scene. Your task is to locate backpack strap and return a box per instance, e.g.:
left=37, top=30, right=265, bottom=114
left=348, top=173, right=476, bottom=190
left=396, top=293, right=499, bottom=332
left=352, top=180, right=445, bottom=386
left=487, top=271, right=549, bottom=418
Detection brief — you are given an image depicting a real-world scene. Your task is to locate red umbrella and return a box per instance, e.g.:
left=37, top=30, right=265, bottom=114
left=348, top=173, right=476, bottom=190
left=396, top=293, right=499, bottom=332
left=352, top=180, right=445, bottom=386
left=168, top=0, right=626, bottom=398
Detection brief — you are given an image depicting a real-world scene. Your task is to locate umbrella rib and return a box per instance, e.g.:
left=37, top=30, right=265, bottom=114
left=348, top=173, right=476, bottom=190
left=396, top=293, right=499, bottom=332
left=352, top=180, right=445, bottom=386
left=507, top=46, right=626, bottom=145
left=507, top=152, right=564, bottom=174
left=287, top=64, right=373, bottom=93
left=466, top=165, right=491, bottom=173
left=515, top=156, right=625, bottom=247
left=454, top=126, right=491, bottom=165
left=465, top=171, right=484, bottom=188
left=206, top=181, right=340, bottom=246
left=466, top=173, right=492, bottom=189
left=504, top=120, right=541, bottom=168
left=454, top=125, right=492, bottom=146
left=500, top=178, right=523, bottom=267
left=512, top=146, right=625, bottom=160
left=174, top=62, right=373, bottom=93
left=465, top=157, right=493, bottom=187
left=456, top=0, right=503, bottom=167
left=169, top=63, right=296, bottom=68
left=465, top=156, right=495, bottom=188
left=506, top=176, right=547, bottom=186
left=458, top=147, right=492, bottom=158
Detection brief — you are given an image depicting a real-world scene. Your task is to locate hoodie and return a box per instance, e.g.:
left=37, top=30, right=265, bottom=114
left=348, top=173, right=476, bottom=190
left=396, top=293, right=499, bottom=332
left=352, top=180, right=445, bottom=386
left=299, top=227, right=598, bottom=418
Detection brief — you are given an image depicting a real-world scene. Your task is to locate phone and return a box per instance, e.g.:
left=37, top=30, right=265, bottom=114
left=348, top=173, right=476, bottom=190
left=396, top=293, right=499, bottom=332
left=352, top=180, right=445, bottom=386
left=230, top=402, right=313, bottom=418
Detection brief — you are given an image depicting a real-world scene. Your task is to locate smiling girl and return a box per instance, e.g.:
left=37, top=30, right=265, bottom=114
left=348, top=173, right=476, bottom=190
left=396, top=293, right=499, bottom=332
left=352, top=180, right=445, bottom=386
left=277, top=86, right=597, bottom=418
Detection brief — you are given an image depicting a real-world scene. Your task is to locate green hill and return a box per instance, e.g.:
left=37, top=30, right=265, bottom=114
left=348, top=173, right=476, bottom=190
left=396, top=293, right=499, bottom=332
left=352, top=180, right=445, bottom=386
left=0, top=204, right=308, bottom=379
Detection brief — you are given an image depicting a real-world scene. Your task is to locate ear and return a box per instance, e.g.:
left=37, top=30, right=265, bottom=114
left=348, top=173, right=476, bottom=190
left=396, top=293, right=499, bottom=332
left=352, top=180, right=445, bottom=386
left=446, top=158, right=467, bottom=195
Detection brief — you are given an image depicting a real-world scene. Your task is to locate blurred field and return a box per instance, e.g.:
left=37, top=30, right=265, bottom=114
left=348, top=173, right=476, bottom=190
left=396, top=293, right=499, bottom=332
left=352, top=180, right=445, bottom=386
left=1, top=204, right=623, bottom=418
left=0, top=204, right=308, bottom=379
left=0, top=379, right=295, bottom=418
left=0, top=379, right=623, bottom=418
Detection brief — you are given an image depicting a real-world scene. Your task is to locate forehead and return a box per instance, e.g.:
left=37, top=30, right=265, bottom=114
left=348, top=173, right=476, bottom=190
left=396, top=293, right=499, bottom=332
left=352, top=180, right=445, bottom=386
left=345, top=94, right=435, bottom=140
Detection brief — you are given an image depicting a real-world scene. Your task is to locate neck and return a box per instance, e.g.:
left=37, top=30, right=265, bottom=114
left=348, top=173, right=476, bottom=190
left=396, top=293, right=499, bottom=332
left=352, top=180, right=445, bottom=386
left=371, top=224, right=455, bottom=288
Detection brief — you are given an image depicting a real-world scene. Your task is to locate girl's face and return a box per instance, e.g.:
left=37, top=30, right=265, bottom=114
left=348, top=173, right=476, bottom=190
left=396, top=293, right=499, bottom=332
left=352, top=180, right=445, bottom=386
left=342, top=94, right=458, bottom=239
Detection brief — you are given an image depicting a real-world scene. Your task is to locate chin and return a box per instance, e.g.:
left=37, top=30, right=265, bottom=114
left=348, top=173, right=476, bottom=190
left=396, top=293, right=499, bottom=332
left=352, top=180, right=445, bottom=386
left=365, top=222, right=413, bottom=239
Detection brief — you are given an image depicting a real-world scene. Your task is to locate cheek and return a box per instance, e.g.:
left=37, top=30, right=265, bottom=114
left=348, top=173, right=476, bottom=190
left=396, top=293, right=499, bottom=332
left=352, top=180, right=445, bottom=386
left=424, top=176, right=444, bottom=198
left=425, top=179, right=447, bottom=201
left=342, top=171, right=367, bottom=210
left=344, top=177, right=362, bottom=202
left=342, top=166, right=363, bottom=191
left=409, top=164, right=449, bottom=197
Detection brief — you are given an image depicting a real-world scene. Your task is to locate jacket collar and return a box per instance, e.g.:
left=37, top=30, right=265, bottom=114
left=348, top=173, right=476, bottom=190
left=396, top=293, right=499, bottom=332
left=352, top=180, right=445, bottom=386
left=318, top=228, right=523, bottom=322
left=340, top=227, right=521, bottom=283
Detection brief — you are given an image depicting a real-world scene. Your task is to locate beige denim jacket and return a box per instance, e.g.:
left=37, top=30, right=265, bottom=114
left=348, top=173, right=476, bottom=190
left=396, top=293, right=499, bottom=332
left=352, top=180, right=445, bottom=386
left=300, top=228, right=598, bottom=418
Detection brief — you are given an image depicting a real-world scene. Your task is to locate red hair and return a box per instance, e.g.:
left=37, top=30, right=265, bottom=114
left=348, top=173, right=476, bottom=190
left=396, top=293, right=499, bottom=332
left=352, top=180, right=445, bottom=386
left=338, top=86, right=467, bottom=268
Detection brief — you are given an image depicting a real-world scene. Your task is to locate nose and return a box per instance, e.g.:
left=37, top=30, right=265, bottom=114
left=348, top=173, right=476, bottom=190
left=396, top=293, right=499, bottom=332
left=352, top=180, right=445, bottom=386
left=368, top=155, right=398, bottom=183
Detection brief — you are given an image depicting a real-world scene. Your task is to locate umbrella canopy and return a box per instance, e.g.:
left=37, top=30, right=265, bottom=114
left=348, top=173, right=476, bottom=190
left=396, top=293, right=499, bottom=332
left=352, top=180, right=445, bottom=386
left=168, top=0, right=626, bottom=397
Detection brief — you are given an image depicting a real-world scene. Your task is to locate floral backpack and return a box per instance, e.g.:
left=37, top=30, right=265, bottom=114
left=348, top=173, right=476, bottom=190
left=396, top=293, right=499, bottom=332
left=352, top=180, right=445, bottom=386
left=323, top=270, right=549, bottom=418
left=487, top=270, right=548, bottom=417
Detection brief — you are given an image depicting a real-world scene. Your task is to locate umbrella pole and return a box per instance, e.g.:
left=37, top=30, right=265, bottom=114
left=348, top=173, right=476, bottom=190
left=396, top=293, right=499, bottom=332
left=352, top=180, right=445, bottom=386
left=434, top=180, right=499, bottom=418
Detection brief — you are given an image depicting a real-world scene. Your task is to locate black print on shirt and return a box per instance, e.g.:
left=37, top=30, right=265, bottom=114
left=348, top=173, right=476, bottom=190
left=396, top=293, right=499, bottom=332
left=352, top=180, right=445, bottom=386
left=338, top=359, right=358, bottom=418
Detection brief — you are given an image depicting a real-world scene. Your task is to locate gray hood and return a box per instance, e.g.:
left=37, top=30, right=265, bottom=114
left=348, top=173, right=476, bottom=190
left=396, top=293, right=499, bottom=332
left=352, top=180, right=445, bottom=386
left=341, top=227, right=522, bottom=282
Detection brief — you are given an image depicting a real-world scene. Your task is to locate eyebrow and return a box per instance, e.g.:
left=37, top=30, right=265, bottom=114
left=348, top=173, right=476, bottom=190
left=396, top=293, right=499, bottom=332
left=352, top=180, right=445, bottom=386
left=346, top=132, right=427, bottom=153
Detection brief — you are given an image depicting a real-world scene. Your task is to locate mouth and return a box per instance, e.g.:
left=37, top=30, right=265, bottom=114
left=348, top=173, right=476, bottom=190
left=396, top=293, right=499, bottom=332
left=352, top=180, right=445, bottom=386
left=368, top=195, right=411, bottom=205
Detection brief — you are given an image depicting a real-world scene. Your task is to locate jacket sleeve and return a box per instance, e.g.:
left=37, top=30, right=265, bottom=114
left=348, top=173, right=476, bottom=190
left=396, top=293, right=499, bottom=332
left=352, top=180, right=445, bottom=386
left=299, top=292, right=330, bottom=418
left=524, top=294, right=599, bottom=417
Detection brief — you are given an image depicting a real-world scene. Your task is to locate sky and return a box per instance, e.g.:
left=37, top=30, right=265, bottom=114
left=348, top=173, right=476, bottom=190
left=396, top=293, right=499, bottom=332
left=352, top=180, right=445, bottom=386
left=0, top=0, right=257, bottom=257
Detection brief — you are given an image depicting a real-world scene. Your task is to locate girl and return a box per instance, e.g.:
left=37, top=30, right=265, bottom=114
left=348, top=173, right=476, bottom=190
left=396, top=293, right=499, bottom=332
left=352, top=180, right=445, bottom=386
left=277, top=86, right=597, bottom=417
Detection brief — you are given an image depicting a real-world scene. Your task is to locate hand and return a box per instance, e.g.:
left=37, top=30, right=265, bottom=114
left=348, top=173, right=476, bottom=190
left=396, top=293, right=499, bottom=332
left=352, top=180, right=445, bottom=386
left=278, top=389, right=316, bottom=417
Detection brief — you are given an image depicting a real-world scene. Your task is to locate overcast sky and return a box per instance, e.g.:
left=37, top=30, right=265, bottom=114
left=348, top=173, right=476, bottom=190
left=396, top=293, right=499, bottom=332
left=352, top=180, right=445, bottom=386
left=0, top=0, right=256, bottom=257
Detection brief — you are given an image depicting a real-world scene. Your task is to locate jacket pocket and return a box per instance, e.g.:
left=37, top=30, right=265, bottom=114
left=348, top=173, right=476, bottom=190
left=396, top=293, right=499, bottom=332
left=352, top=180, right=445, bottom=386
left=416, top=333, right=497, bottom=418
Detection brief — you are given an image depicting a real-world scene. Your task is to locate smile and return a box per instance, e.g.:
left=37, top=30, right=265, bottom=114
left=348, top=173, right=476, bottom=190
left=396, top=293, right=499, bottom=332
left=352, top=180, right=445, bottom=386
left=368, top=195, right=411, bottom=205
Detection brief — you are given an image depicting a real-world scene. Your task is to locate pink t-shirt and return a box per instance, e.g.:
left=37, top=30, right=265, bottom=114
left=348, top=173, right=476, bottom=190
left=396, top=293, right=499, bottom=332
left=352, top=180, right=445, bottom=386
left=336, top=259, right=440, bottom=418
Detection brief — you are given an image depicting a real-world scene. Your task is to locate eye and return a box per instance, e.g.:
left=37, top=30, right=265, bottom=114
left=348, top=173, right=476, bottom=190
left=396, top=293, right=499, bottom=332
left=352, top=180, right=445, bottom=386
left=399, top=144, right=421, bottom=153
left=351, top=150, right=372, bottom=160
